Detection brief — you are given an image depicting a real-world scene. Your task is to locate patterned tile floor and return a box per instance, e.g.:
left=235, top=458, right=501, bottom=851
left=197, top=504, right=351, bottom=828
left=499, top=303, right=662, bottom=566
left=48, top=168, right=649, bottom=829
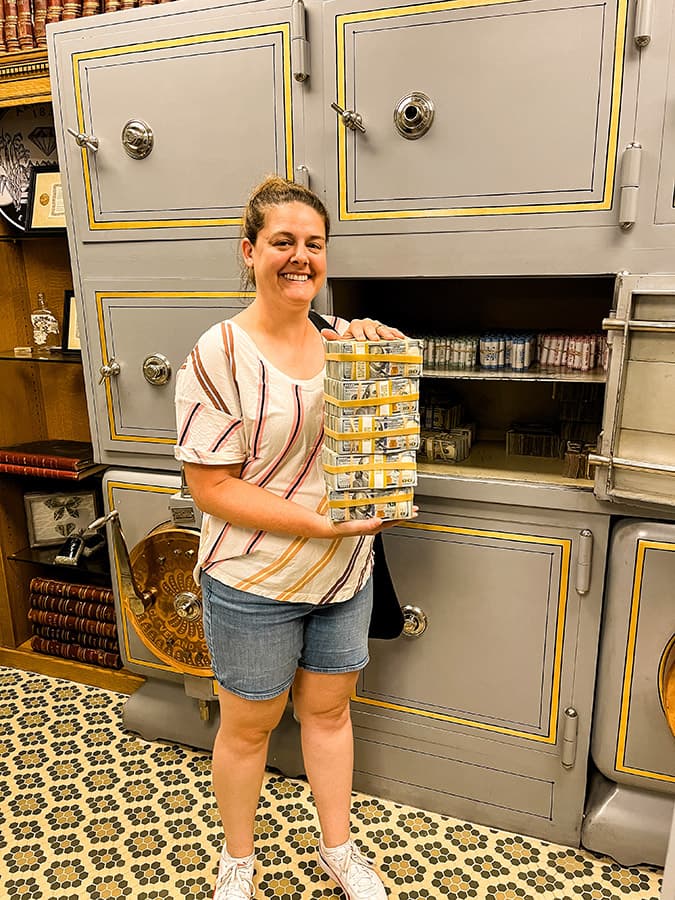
left=0, top=666, right=664, bottom=900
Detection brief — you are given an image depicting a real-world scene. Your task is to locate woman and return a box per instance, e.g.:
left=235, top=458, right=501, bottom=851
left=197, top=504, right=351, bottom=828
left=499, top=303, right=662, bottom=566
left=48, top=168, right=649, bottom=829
left=175, top=176, right=407, bottom=900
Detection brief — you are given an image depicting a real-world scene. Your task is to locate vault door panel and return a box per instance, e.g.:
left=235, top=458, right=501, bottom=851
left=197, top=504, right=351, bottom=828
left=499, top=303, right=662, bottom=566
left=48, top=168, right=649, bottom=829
left=324, top=0, right=633, bottom=233
left=48, top=0, right=299, bottom=242
left=93, top=290, right=246, bottom=453
left=358, top=520, right=570, bottom=742
left=591, top=519, right=675, bottom=791
left=594, top=275, right=675, bottom=507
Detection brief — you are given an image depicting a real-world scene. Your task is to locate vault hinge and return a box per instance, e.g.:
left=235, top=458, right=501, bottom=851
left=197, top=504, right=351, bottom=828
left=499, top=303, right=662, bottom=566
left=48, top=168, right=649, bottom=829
left=634, top=0, right=653, bottom=48
left=291, top=0, right=310, bottom=82
left=561, top=707, right=579, bottom=769
left=618, top=142, right=642, bottom=230
left=575, top=529, right=593, bottom=595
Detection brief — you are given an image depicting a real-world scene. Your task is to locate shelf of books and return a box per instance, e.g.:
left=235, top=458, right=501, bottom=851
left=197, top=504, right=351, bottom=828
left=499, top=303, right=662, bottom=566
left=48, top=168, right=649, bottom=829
left=0, top=438, right=105, bottom=479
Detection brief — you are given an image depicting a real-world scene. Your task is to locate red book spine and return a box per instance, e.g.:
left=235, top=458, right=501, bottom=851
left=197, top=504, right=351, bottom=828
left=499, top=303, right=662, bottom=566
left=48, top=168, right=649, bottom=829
left=3, top=0, right=21, bottom=51
left=31, top=635, right=121, bottom=669
left=17, top=0, right=34, bottom=48
left=81, top=0, right=99, bottom=14
left=33, top=624, right=119, bottom=653
left=33, top=0, right=47, bottom=47
left=0, top=0, right=7, bottom=51
left=62, top=0, right=82, bottom=18
left=29, top=593, right=117, bottom=623
left=0, top=463, right=82, bottom=478
left=30, top=577, right=114, bottom=604
left=0, top=452, right=86, bottom=469
left=28, top=608, right=119, bottom=638
left=45, top=0, right=64, bottom=25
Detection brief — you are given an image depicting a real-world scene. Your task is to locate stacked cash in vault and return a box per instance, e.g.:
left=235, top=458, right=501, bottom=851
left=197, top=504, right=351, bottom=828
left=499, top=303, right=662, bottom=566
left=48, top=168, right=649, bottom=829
left=322, top=338, right=423, bottom=522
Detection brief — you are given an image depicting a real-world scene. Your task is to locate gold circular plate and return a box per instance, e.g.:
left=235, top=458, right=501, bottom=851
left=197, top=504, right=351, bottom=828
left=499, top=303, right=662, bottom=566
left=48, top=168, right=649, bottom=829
left=128, top=524, right=212, bottom=676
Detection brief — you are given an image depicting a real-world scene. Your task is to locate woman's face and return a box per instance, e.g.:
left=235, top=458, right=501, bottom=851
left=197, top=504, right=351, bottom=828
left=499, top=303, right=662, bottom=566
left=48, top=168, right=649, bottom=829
left=242, top=201, right=327, bottom=311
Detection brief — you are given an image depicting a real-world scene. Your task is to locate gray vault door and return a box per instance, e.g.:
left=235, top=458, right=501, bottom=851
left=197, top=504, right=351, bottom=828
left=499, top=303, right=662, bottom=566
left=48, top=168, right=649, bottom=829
left=48, top=0, right=304, bottom=242
left=321, top=0, right=635, bottom=235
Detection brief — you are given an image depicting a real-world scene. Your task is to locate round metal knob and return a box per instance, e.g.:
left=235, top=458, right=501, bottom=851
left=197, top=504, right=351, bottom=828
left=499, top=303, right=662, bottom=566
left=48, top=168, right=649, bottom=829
left=121, top=119, right=154, bottom=160
left=98, top=359, right=121, bottom=384
left=142, top=353, right=171, bottom=385
left=393, top=92, right=435, bottom=140
left=174, top=591, right=202, bottom=622
left=402, top=605, right=428, bottom=637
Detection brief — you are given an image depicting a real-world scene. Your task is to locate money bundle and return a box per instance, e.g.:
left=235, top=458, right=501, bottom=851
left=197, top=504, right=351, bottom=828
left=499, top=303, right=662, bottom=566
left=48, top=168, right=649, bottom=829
left=323, top=338, right=422, bottom=521
left=325, top=339, right=423, bottom=380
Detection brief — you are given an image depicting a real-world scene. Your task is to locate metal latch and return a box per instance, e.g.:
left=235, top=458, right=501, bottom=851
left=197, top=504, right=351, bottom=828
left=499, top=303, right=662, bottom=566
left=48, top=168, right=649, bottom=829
left=618, top=142, right=642, bottom=230
left=67, top=127, right=99, bottom=152
left=331, top=102, right=366, bottom=134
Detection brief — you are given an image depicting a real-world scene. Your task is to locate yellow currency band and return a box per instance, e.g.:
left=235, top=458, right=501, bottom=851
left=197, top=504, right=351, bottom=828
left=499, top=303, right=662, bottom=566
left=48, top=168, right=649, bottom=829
left=325, top=353, right=423, bottom=363
left=324, top=425, right=419, bottom=439
left=328, top=491, right=414, bottom=509
left=323, top=460, right=416, bottom=473
left=324, top=393, right=420, bottom=407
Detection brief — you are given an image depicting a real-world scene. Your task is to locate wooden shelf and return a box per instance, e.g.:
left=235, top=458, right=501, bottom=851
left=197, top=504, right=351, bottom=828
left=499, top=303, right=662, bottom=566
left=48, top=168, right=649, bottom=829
left=0, top=50, right=50, bottom=108
left=423, top=364, right=607, bottom=384
left=0, top=349, right=82, bottom=363
left=0, top=642, right=144, bottom=694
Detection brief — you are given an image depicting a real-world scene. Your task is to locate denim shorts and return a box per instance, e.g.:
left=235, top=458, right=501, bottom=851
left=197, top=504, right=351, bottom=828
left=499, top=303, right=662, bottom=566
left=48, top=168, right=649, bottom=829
left=201, top=573, right=372, bottom=701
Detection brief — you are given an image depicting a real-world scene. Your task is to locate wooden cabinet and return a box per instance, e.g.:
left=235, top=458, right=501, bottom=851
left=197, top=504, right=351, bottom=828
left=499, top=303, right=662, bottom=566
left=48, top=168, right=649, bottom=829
left=0, top=82, right=141, bottom=691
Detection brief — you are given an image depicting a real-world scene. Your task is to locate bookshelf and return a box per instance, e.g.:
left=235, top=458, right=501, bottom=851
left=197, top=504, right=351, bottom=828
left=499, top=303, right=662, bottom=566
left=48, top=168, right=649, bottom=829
left=0, top=76, right=141, bottom=694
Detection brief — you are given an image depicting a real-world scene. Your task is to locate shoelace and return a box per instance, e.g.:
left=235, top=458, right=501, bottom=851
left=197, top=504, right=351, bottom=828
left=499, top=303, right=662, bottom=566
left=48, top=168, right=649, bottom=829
left=215, top=861, right=254, bottom=899
left=332, top=843, right=379, bottom=895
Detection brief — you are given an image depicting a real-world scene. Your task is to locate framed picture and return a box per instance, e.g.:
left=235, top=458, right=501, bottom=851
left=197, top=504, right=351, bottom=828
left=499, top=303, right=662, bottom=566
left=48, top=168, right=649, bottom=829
left=61, top=291, right=81, bottom=352
left=26, top=164, right=66, bottom=233
left=24, top=490, right=98, bottom=548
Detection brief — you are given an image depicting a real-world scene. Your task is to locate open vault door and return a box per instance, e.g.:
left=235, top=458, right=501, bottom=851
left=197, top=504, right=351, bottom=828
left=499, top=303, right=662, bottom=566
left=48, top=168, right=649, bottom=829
left=591, top=274, right=675, bottom=509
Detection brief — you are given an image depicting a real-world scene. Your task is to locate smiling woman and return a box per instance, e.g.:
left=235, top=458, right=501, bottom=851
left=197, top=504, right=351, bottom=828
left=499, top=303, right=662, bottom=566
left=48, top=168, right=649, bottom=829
left=174, top=175, right=406, bottom=900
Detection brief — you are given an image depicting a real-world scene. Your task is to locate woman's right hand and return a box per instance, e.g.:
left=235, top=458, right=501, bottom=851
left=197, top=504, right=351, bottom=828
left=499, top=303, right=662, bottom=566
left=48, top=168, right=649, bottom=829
left=317, top=508, right=418, bottom=539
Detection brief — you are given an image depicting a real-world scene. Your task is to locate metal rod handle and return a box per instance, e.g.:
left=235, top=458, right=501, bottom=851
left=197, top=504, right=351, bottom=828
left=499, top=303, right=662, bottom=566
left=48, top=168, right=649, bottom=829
left=331, top=102, right=366, bottom=134
left=588, top=453, right=675, bottom=476
left=602, top=317, right=675, bottom=333
left=67, top=127, right=99, bottom=152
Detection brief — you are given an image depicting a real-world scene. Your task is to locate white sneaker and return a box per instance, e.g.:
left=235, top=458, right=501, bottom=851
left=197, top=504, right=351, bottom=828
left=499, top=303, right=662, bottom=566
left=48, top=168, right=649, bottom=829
left=318, top=838, right=387, bottom=899
left=213, top=848, right=255, bottom=900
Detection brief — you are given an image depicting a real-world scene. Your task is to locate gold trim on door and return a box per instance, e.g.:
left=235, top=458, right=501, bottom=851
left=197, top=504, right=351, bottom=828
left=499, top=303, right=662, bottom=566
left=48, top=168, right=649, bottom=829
left=615, top=539, right=675, bottom=783
left=335, top=0, right=627, bottom=222
left=352, top=521, right=571, bottom=744
left=72, top=24, right=294, bottom=230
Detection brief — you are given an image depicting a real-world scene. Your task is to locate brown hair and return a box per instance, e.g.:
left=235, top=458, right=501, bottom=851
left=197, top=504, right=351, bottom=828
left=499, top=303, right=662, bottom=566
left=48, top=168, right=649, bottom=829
left=241, top=175, right=330, bottom=288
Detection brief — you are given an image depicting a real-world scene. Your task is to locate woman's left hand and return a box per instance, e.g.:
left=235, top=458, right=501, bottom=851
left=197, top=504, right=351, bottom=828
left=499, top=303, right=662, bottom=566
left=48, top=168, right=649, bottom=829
left=322, top=318, right=406, bottom=342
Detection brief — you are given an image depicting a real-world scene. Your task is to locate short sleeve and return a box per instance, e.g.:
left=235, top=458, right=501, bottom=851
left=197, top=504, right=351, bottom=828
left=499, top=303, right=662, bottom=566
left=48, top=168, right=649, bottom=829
left=174, top=323, right=247, bottom=465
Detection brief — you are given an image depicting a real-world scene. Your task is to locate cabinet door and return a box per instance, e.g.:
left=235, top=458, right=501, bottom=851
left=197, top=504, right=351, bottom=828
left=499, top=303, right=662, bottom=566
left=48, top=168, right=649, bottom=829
left=48, top=0, right=306, bottom=243
left=320, top=0, right=636, bottom=239
left=592, top=274, right=675, bottom=508
left=82, top=283, right=249, bottom=463
left=352, top=502, right=608, bottom=846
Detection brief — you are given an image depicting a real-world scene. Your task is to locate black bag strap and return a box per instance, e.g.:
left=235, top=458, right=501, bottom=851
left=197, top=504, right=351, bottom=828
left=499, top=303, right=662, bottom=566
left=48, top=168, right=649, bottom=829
left=308, top=308, right=338, bottom=334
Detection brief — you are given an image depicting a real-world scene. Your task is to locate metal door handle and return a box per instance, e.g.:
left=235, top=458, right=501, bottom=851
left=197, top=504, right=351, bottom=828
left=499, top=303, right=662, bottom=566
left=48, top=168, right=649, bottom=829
left=331, top=102, right=366, bottom=134
left=142, top=353, right=171, bottom=385
left=402, top=605, right=428, bottom=637
left=98, top=359, right=120, bottom=384
left=67, top=127, right=99, bottom=152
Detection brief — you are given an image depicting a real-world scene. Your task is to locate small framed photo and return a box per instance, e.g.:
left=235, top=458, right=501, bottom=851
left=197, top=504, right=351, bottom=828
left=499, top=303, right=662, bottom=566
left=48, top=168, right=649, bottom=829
left=61, top=290, right=81, bottom=353
left=26, top=165, right=66, bottom=233
left=24, top=490, right=98, bottom=548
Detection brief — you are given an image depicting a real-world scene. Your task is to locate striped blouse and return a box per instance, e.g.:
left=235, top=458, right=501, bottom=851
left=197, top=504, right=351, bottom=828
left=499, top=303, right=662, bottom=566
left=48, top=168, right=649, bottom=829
left=174, top=318, right=373, bottom=604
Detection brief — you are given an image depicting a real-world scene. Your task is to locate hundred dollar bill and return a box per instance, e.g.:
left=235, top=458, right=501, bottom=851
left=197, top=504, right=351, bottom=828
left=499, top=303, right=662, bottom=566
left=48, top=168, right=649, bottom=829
left=328, top=488, right=415, bottom=523
left=324, top=376, right=418, bottom=404
left=325, top=338, right=423, bottom=380
left=321, top=447, right=417, bottom=491
left=324, top=432, right=421, bottom=454
left=325, top=413, right=420, bottom=436
left=324, top=398, right=419, bottom=418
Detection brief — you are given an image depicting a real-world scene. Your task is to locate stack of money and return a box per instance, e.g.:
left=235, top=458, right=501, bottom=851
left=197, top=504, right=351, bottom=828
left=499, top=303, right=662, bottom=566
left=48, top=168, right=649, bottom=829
left=322, top=338, right=422, bottom=522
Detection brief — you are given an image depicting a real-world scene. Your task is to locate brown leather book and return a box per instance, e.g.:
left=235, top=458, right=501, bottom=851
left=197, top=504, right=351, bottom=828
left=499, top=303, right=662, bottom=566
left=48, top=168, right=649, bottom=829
left=28, top=607, right=118, bottom=638
left=32, top=624, right=119, bottom=653
left=0, top=0, right=7, bottom=51
left=62, top=0, right=83, bottom=18
left=3, top=0, right=21, bottom=52
left=33, top=0, right=47, bottom=47
left=31, top=635, right=121, bottom=669
left=45, top=0, right=64, bottom=26
left=30, top=592, right=117, bottom=623
left=0, top=440, right=95, bottom=470
left=17, top=0, right=34, bottom=48
left=30, top=576, right=114, bottom=604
